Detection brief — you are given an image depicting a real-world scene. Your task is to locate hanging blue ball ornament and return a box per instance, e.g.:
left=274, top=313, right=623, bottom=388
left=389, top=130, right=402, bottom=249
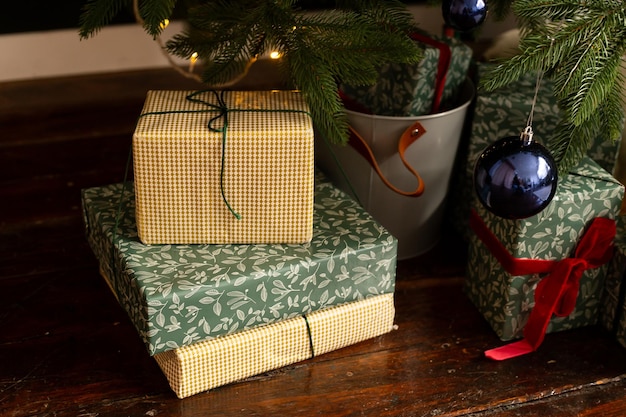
left=474, top=129, right=558, bottom=219
left=442, top=0, right=488, bottom=32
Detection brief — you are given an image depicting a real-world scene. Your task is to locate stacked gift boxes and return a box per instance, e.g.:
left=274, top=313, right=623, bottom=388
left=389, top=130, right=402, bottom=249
left=466, top=157, right=624, bottom=354
left=83, top=90, right=398, bottom=398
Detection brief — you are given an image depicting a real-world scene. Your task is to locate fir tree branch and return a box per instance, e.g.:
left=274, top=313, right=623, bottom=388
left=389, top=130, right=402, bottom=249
left=482, top=0, right=626, bottom=171
left=137, top=0, right=177, bottom=37
left=79, top=0, right=130, bottom=38
left=166, top=1, right=421, bottom=144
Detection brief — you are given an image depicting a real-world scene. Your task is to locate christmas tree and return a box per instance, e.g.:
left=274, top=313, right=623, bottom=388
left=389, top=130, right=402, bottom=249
left=79, top=0, right=626, bottom=173
left=78, top=0, right=423, bottom=147
left=482, top=0, right=626, bottom=174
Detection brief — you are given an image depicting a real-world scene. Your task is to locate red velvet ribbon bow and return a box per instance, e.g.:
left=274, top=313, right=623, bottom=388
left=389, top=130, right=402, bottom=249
left=469, top=209, right=616, bottom=360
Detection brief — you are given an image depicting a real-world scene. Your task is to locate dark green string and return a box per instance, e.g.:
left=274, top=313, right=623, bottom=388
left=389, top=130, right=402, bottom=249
left=138, top=89, right=312, bottom=220
left=303, top=314, right=315, bottom=358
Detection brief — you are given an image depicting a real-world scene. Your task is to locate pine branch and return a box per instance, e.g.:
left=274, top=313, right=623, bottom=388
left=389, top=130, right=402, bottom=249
left=548, top=118, right=595, bottom=175
left=137, top=0, right=177, bottom=37
left=481, top=0, right=626, bottom=171
left=286, top=41, right=348, bottom=149
left=80, top=0, right=421, bottom=144
left=79, top=0, right=130, bottom=38
left=166, top=1, right=421, bottom=144
left=557, top=51, right=623, bottom=128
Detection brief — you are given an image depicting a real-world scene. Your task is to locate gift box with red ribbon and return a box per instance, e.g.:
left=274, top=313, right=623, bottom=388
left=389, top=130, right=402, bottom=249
left=465, top=157, right=624, bottom=360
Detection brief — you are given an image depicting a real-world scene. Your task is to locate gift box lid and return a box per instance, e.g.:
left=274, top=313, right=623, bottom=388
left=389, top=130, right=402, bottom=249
left=82, top=171, right=398, bottom=355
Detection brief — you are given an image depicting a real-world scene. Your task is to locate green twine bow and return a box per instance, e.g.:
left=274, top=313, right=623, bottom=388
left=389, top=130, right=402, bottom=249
left=138, top=89, right=312, bottom=220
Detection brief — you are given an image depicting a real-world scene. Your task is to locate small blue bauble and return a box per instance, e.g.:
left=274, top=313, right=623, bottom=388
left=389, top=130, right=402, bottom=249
left=442, top=0, right=488, bottom=32
left=474, top=136, right=558, bottom=219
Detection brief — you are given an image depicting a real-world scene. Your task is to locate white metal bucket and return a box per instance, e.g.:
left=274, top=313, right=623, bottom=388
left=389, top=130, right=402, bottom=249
left=316, top=78, right=474, bottom=259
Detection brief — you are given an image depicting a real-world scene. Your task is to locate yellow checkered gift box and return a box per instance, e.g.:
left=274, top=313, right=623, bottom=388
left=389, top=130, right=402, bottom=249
left=133, top=90, right=314, bottom=245
left=153, top=293, right=395, bottom=398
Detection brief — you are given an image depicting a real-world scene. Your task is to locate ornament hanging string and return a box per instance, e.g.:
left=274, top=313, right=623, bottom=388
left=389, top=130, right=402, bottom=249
left=526, top=70, right=544, bottom=130
left=473, top=37, right=559, bottom=220
left=520, top=70, right=545, bottom=143
left=522, top=37, right=554, bottom=144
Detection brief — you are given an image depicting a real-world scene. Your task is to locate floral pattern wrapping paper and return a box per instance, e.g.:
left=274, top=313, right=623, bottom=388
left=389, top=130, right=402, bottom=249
left=465, top=157, right=624, bottom=341
left=82, top=172, right=398, bottom=355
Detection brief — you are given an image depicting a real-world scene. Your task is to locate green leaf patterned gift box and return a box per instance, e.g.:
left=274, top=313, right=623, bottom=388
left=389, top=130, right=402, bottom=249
left=339, top=33, right=472, bottom=117
left=82, top=172, right=398, bottom=355
left=600, top=216, right=626, bottom=349
left=451, top=64, right=623, bottom=240
left=465, top=157, right=624, bottom=341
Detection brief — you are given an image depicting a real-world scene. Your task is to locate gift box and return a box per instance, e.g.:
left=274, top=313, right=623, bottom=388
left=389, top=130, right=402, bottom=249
left=600, top=216, right=626, bottom=349
left=339, top=32, right=473, bottom=117
left=451, top=64, right=623, bottom=239
left=152, top=293, right=395, bottom=398
left=82, top=172, right=398, bottom=355
left=133, top=89, right=314, bottom=245
left=465, top=157, right=624, bottom=355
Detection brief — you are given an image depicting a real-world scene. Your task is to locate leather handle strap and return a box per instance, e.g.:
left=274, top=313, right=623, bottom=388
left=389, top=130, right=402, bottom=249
left=347, top=121, right=427, bottom=197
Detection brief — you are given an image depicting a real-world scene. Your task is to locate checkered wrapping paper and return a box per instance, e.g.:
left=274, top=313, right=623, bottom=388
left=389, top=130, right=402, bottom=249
left=153, top=293, right=395, bottom=399
left=133, top=90, right=314, bottom=245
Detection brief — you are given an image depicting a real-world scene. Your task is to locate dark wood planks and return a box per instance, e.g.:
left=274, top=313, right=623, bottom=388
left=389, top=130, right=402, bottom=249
left=2, top=65, right=626, bottom=417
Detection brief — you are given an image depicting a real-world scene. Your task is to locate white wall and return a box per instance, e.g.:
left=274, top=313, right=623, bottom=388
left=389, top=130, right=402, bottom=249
left=0, top=5, right=516, bottom=82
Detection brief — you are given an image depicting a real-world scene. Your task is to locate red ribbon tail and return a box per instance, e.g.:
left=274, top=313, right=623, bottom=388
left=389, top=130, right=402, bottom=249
left=485, top=340, right=535, bottom=360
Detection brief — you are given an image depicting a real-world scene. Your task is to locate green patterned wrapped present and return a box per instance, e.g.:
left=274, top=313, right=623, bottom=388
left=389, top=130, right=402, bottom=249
left=451, top=64, right=623, bottom=240
left=600, top=216, right=626, bottom=349
left=466, top=157, right=624, bottom=341
left=339, top=33, right=473, bottom=117
left=82, top=171, right=397, bottom=355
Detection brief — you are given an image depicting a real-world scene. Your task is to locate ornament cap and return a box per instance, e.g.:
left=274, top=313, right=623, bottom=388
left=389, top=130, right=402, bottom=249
left=520, top=126, right=534, bottom=146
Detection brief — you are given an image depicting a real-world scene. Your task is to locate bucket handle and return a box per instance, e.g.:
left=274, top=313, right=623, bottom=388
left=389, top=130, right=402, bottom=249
left=348, top=121, right=427, bottom=197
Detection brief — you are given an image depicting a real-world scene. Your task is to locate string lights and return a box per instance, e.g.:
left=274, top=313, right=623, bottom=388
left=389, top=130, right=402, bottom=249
left=130, top=0, right=272, bottom=86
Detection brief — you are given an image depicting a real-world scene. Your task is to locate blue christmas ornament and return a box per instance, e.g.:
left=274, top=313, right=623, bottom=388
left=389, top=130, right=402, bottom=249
left=442, top=0, right=488, bottom=32
left=474, top=127, right=558, bottom=219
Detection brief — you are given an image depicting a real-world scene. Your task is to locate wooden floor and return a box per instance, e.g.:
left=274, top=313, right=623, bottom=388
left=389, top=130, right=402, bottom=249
left=3, top=65, right=626, bottom=417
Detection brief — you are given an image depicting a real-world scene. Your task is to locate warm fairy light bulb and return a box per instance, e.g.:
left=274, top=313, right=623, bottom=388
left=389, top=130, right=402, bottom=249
left=269, top=51, right=282, bottom=59
left=189, top=52, right=199, bottom=71
left=159, top=19, right=170, bottom=30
